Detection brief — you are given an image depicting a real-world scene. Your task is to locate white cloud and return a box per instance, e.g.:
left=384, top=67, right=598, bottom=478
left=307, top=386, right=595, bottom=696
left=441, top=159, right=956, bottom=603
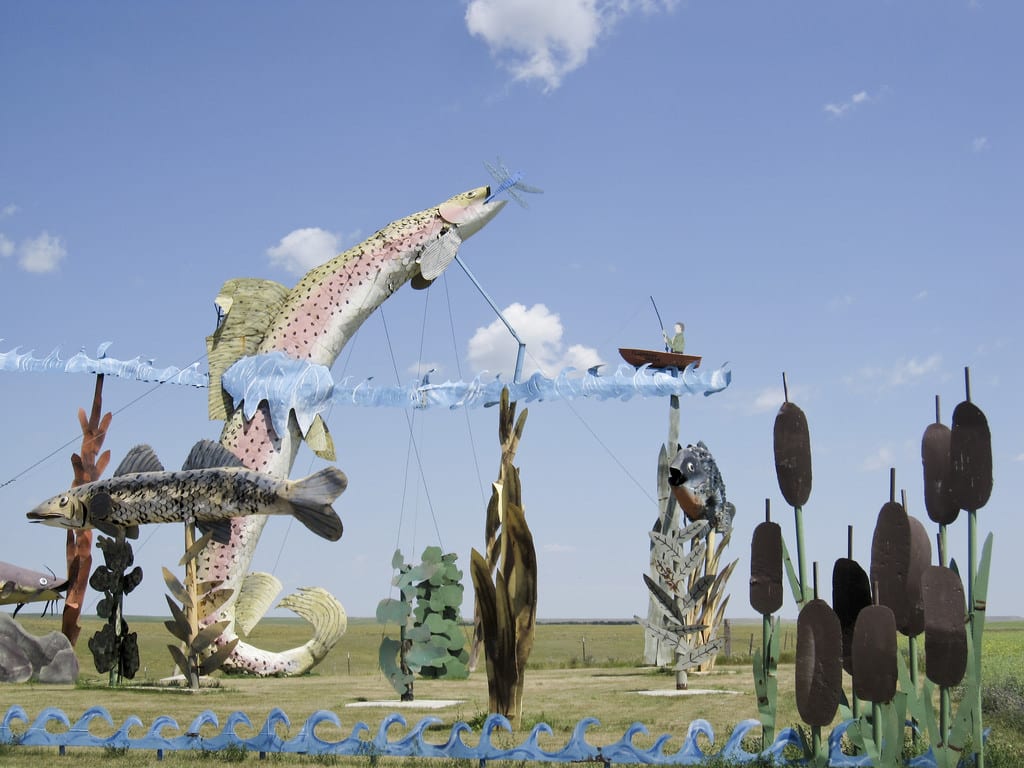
left=18, top=231, right=66, bottom=273
left=267, top=227, right=342, bottom=275
left=1, top=204, right=19, bottom=218
left=1014, top=453, right=1024, bottom=463
left=0, top=233, right=13, bottom=258
left=465, top=0, right=678, bottom=91
left=824, top=89, right=870, bottom=117
left=467, top=302, right=601, bottom=377
left=972, top=136, right=990, bottom=152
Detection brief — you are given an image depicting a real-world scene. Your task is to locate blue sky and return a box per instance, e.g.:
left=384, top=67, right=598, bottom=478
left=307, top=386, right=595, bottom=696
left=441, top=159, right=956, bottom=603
left=1, top=1, right=1020, bottom=624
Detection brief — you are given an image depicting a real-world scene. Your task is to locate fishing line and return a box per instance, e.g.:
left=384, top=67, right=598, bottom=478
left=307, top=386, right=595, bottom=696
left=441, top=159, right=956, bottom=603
left=0, top=350, right=209, bottom=491
left=443, top=273, right=488, bottom=508
left=379, top=307, right=445, bottom=553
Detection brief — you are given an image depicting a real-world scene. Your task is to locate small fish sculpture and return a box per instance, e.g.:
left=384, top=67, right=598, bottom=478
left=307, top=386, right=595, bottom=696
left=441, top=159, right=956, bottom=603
left=27, top=440, right=346, bottom=543
left=667, top=441, right=735, bottom=534
left=0, top=561, right=70, bottom=617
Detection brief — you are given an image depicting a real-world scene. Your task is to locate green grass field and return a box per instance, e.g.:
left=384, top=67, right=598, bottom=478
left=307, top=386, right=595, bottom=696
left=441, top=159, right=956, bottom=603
left=2, top=615, right=1022, bottom=766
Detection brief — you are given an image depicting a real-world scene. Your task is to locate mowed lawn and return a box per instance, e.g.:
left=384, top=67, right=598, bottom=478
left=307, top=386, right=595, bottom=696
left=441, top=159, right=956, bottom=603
left=3, top=615, right=1023, bottom=765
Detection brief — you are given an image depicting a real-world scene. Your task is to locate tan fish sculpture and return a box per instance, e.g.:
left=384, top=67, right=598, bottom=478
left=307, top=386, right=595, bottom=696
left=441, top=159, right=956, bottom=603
left=27, top=440, right=346, bottom=543
left=198, top=186, right=506, bottom=675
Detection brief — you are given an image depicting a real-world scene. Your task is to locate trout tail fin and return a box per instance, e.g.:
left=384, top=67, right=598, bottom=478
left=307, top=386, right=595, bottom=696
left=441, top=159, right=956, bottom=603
left=282, top=467, right=347, bottom=541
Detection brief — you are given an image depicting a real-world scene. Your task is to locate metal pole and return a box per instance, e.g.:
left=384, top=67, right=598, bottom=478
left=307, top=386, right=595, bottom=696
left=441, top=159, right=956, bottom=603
left=454, top=254, right=526, bottom=383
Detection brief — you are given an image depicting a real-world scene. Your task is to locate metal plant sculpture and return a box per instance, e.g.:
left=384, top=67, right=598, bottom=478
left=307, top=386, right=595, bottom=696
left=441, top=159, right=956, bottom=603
left=643, top=397, right=737, bottom=671
left=469, top=387, right=537, bottom=722
left=636, top=517, right=725, bottom=689
left=87, top=534, right=141, bottom=685
left=62, top=374, right=111, bottom=646
left=377, top=546, right=469, bottom=700
left=759, top=369, right=994, bottom=768
left=162, top=522, right=237, bottom=689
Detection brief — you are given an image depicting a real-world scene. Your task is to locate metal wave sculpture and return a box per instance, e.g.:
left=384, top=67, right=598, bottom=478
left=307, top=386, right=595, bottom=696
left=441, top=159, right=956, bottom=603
left=0, top=344, right=731, bottom=415
left=0, top=705, right=782, bottom=764
left=0, top=704, right=967, bottom=766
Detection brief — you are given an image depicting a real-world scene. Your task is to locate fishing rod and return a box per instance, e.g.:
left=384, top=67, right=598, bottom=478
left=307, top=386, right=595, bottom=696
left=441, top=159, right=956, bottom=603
left=650, top=296, right=668, bottom=351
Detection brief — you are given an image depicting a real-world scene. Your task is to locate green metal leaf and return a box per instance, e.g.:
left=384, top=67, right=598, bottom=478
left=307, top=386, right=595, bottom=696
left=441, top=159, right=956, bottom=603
left=376, top=598, right=411, bottom=626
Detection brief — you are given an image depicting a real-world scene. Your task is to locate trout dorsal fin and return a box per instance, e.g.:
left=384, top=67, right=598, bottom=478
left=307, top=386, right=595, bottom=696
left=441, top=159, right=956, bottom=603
left=114, top=445, right=164, bottom=475
left=182, top=440, right=245, bottom=470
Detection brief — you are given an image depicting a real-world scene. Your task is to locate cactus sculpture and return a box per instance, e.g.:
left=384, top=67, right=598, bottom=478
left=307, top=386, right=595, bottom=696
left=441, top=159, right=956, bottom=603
left=469, top=387, right=537, bottom=722
left=377, top=546, right=469, bottom=700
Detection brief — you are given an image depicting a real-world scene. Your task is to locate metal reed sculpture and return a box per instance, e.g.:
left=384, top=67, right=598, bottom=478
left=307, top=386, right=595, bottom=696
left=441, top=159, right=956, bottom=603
left=469, top=387, right=537, bottom=722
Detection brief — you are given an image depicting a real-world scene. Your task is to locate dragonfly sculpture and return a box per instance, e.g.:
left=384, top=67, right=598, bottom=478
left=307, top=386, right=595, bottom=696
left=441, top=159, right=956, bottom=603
left=484, top=157, right=544, bottom=208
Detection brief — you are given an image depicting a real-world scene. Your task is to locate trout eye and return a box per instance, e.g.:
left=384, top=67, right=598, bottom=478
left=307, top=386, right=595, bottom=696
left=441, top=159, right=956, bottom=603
left=59, top=495, right=70, bottom=507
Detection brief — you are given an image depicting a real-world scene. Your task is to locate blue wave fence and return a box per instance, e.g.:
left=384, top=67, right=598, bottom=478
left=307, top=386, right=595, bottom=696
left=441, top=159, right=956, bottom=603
left=1, top=706, right=953, bottom=765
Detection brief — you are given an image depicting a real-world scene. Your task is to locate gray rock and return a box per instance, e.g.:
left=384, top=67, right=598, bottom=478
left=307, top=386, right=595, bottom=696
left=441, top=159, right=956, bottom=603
left=0, top=613, right=79, bottom=683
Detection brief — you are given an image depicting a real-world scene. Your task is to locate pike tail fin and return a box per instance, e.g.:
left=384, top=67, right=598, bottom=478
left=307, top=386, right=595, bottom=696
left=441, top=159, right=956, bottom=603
left=282, top=467, right=347, bottom=542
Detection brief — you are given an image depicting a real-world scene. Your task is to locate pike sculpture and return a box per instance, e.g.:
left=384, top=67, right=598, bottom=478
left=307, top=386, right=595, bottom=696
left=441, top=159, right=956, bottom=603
left=199, top=186, right=506, bottom=675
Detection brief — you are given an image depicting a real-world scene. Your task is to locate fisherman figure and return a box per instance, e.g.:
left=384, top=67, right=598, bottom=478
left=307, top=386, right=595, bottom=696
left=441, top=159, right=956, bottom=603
left=663, top=322, right=685, bottom=354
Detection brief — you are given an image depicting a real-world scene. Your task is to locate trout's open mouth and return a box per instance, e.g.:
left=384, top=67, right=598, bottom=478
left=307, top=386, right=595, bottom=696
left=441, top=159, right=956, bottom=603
left=672, top=485, right=706, bottom=521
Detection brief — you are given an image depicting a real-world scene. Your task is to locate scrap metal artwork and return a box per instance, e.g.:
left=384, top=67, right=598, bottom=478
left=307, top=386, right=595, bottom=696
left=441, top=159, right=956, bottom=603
left=773, top=399, right=811, bottom=510
left=470, top=388, right=537, bottom=722
left=749, top=518, right=783, bottom=616
left=852, top=602, right=898, bottom=704
left=87, top=536, right=141, bottom=684
left=921, top=566, right=968, bottom=688
left=921, top=407, right=959, bottom=525
left=831, top=552, right=871, bottom=676
left=377, top=547, right=469, bottom=700
left=795, top=598, right=842, bottom=728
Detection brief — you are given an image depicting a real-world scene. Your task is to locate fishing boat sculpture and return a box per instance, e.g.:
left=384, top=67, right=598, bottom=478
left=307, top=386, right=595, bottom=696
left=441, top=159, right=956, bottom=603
left=619, top=348, right=702, bottom=371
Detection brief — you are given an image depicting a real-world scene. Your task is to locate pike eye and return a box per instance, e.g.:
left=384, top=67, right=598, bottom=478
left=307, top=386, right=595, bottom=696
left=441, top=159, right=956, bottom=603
left=59, top=496, right=70, bottom=507
left=686, top=461, right=696, bottom=473
left=39, top=577, right=48, bottom=586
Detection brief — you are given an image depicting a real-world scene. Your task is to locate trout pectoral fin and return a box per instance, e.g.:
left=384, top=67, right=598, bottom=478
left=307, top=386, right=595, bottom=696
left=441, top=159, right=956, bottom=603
left=418, top=230, right=462, bottom=281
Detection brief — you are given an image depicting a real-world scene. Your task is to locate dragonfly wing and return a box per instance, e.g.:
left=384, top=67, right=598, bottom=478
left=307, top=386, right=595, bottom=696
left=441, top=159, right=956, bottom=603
left=419, top=229, right=463, bottom=281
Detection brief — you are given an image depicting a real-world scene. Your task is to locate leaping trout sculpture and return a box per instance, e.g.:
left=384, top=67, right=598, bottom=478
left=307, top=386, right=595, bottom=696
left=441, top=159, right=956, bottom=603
left=199, top=186, right=506, bottom=675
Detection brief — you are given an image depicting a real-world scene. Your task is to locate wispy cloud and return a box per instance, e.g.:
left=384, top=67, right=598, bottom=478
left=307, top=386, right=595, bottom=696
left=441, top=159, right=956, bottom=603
left=972, top=136, right=990, bottom=152
left=267, top=227, right=344, bottom=275
left=751, top=385, right=807, bottom=413
left=0, top=203, right=19, bottom=218
left=0, top=234, right=13, bottom=259
left=543, top=543, right=577, bottom=554
left=828, top=294, right=855, bottom=312
left=861, top=445, right=895, bottom=472
left=855, top=355, right=942, bottom=391
left=465, top=0, right=679, bottom=91
left=1014, top=453, right=1024, bottom=463
left=467, top=302, right=601, bottom=377
left=17, top=232, right=66, bottom=273
left=824, top=89, right=870, bottom=118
